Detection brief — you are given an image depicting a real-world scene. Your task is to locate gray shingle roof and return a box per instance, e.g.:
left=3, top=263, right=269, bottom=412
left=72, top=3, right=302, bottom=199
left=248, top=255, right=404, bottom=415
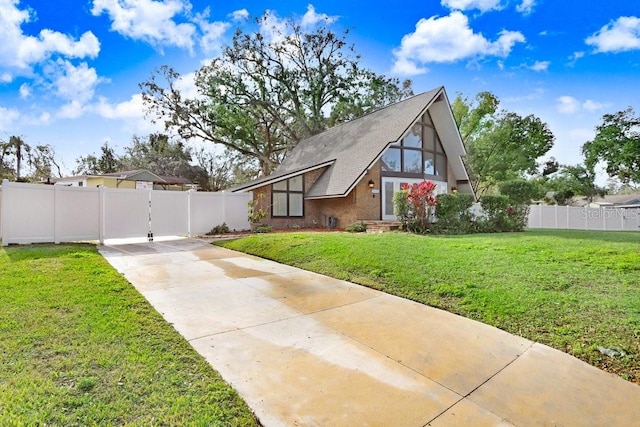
left=232, top=87, right=469, bottom=197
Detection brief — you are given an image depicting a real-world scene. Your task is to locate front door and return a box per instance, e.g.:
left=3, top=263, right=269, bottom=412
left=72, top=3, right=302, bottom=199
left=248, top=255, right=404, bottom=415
left=381, top=177, right=448, bottom=221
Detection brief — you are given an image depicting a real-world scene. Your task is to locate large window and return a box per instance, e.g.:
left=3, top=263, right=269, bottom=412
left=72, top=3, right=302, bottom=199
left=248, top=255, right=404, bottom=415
left=381, top=113, right=447, bottom=180
left=272, top=176, right=304, bottom=217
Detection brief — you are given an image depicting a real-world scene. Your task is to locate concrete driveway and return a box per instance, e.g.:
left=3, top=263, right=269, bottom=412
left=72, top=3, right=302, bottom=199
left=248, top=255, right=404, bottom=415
left=99, top=238, right=640, bottom=426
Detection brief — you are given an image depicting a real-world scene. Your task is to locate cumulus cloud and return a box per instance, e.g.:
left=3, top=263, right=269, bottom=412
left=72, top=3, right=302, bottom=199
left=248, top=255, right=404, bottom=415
left=19, top=83, right=30, bottom=98
left=392, top=12, right=525, bottom=75
left=229, top=8, right=249, bottom=22
left=193, top=8, right=230, bottom=53
left=528, top=60, right=549, bottom=71
left=94, top=94, right=163, bottom=134
left=95, top=93, right=145, bottom=119
left=0, top=105, right=20, bottom=129
left=49, top=60, right=105, bottom=104
left=516, top=0, right=536, bottom=15
left=300, top=4, right=338, bottom=29
left=586, top=16, right=640, bottom=53
left=556, top=96, right=608, bottom=114
left=441, top=0, right=502, bottom=13
left=0, top=0, right=99, bottom=72
left=556, top=96, right=579, bottom=114
left=91, top=0, right=197, bottom=52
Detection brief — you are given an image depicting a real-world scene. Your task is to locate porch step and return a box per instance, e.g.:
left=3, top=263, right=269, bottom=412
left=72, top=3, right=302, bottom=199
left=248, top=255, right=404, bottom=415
left=361, top=221, right=402, bottom=233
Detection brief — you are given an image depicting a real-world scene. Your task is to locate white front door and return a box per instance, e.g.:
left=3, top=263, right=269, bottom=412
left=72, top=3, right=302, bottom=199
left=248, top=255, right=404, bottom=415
left=381, top=177, right=448, bottom=221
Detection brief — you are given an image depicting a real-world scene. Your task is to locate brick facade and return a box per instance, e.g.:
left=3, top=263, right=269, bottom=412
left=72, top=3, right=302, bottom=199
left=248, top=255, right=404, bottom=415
left=251, top=164, right=382, bottom=230
left=251, top=156, right=465, bottom=230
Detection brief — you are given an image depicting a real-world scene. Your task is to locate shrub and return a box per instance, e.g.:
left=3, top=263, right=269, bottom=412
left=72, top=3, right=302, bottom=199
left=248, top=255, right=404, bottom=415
left=478, top=195, right=529, bottom=232
left=498, top=179, right=543, bottom=205
left=393, top=181, right=438, bottom=234
left=253, top=225, right=273, bottom=234
left=345, top=222, right=367, bottom=233
left=433, top=193, right=476, bottom=234
left=206, top=223, right=230, bottom=235
left=247, top=193, right=267, bottom=224
left=392, top=189, right=410, bottom=230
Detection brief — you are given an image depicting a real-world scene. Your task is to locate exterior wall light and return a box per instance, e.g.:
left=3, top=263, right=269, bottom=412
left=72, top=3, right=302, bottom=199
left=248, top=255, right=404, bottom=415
left=368, top=179, right=375, bottom=189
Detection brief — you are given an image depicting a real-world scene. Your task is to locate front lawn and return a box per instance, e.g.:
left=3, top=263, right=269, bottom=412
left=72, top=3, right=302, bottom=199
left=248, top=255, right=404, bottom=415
left=0, top=244, right=257, bottom=426
left=218, top=229, right=640, bottom=384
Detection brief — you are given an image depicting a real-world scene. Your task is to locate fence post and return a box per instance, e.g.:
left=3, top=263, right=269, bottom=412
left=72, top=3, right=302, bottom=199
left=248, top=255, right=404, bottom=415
left=99, top=187, right=105, bottom=245
left=53, top=185, right=59, bottom=244
left=187, top=189, right=193, bottom=238
left=1, top=179, right=7, bottom=246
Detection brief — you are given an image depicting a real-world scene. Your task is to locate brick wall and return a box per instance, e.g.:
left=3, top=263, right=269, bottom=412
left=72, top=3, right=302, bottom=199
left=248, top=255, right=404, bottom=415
left=250, top=164, right=382, bottom=230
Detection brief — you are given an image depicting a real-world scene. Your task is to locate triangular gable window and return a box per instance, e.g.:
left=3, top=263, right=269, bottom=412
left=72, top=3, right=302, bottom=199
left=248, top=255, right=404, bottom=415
left=380, top=112, right=447, bottom=180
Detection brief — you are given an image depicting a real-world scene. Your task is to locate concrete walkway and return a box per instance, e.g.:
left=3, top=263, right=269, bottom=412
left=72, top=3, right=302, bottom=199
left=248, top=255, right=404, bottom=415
left=99, top=238, right=640, bottom=426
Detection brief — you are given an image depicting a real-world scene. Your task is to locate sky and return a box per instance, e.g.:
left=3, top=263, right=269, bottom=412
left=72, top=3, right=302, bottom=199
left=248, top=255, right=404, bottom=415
left=1, top=0, right=639, bottom=183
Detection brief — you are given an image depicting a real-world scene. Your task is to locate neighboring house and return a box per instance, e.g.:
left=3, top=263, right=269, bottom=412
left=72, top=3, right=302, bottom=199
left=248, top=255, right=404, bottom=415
left=54, top=169, right=196, bottom=191
left=585, top=195, right=640, bottom=209
left=231, top=87, right=474, bottom=229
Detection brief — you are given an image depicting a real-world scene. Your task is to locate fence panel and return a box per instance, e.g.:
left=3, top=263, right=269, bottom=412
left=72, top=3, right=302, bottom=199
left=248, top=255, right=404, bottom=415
left=102, top=188, right=150, bottom=239
left=150, top=191, right=189, bottom=237
left=223, top=193, right=252, bottom=231
left=0, top=187, right=2, bottom=239
left=1, top=181, right=55, bottom=245
left=54, top=186, right=101, bottom=242
left=528, top=204, right=640, bottom=231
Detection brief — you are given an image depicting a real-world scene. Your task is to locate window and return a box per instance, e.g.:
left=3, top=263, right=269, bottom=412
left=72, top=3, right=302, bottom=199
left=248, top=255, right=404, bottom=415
left=272, top=176, right=304, bottom=217
left=380, top=112, right=447, bottom=180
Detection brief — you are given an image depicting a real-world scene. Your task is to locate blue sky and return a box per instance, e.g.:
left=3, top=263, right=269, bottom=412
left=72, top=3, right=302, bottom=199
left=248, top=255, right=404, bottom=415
left=1, top=0, right=639, bottom=182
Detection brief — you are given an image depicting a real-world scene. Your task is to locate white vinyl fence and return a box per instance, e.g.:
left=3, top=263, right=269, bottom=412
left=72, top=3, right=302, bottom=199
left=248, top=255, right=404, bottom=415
left=527, top=204, right=640, bottom=231
left=0, top=180, right=251, bottom=246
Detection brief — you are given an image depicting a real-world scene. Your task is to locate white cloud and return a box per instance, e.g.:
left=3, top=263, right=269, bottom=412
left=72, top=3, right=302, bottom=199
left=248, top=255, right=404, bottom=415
left=94, top=93, right=163, bottom=134
left=0, top=0, right=99, bottom=72
left=567, top=51, right=585, bottom=66
left=582, top=99, right=607, bottom=112
left=0, top=105, right=20, bottom=129
left=556, top=96, right=608, bottom=114
left=529, top=60, right=549, bottom=71
left=95, top=93, right=145, bottom=119
left=193, top=8, right=230, bottom=53
left=516, top=0, right=536, bottom=15
left=441, top=0, right=502, bottom=12
left=229, top=9, right=249, bottom=22
left=49, top=60, right=105, bottom=104
left=1, top=73, right=12, bottom=82
left=585, top=16, right=640, bottom=53
left=392, top=12, right=525, bottom=75
left=91, top=0, right=196, bottom=53
left=19, top=83, right=30, bottom=98
left=556, top=96, right=579, bottom=114
left=300, top=4, right=338, bottom=29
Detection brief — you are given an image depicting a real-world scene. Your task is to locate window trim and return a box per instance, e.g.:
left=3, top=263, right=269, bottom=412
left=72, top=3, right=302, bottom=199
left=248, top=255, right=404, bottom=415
left=271, top=176, right=305, bottom=218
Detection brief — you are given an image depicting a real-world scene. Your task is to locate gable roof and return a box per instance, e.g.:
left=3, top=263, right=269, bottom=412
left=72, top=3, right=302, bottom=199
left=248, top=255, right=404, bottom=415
left=232, top=87, right=470, bottom=198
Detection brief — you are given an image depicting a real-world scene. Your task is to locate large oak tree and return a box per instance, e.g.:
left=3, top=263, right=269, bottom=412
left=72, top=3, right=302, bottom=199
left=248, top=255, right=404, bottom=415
left=140, top=12, right=412, bottom=176
left=582, top=107, right=640, bottom=185
left=452, top=92, right=555, bottom=195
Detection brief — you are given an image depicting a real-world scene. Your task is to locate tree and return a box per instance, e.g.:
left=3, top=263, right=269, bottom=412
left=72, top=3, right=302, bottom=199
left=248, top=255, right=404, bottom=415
left=546, top=164, right=605, bottom=204
left=452, top=92, right=555, bottom=195
left=73, top=142, right=121, bottom=175
left=1, top=136, right=62, bottom=182
left=582, top=107, right=640, bottom=185
left=140, top=12, right=412, bottom=175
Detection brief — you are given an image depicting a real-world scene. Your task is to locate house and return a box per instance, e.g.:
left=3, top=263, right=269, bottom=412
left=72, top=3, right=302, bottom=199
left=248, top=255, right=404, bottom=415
left=231, top=87, right=474, bottom=229
left=54, top=169, right=196, bottom=191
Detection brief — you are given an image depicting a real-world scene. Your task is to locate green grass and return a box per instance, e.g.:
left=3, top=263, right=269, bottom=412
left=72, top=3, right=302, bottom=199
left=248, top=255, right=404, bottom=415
left=217, top=229, right=640, bottom=384
left=0, top=244, right=258, bottom=426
